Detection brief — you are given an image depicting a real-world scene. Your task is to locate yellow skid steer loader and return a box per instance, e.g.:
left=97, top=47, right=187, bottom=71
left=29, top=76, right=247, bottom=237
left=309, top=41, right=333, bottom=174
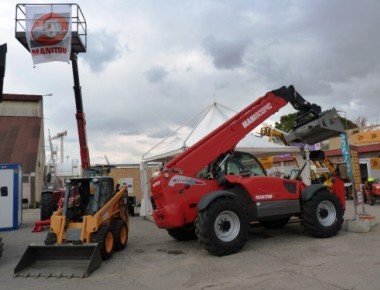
left=14, top=176, right=129, bottom=278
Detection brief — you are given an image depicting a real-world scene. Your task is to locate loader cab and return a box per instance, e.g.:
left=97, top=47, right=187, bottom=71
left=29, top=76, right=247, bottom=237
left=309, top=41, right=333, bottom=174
left=63, top=177, right=115, bottom=219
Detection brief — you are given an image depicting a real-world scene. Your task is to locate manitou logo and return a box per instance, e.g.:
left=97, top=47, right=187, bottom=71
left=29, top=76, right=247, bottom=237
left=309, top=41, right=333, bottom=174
left=242, top=103, right=272, bottom=129
left=168, top=175, right=206, bottom=187
left=31, top=13, right=69, bottom=46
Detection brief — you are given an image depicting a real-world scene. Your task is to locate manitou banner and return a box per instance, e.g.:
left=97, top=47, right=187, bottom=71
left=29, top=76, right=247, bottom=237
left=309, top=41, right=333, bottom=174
left=25, top=5, right=72, bottom=65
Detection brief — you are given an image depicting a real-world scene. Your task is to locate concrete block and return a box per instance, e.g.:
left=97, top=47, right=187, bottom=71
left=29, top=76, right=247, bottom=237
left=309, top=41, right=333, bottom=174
left=346, top=219, right=371, bottom=233
left=359, top=215, right=377, bottom=227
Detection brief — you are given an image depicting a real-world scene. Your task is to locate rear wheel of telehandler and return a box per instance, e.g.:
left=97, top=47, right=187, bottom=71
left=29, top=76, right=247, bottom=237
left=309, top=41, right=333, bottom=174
left=302, top=190, right=344, bottom=238
left=195, top=197, right=248, bottom=256
left=167, top=224, right=197, bottom=241
left=92, top=225, right=114, bottom=260
left=112, top=218, right=128, bottom=251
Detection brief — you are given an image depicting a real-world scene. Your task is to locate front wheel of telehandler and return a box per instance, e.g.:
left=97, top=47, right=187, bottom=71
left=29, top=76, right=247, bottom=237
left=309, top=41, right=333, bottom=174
left=195, top=196, right=248, bottom=256
left=302, top=190, right=344, bottom=238
left=92, top=225, right=114, bottom=260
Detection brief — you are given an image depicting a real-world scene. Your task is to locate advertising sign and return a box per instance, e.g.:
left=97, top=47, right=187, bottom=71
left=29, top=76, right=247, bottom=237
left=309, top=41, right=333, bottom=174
left=353, top=130, right=380, bottom=144
left=25, top=5, right=72, bottom=65
left=340, top=133, right=352, bottom=177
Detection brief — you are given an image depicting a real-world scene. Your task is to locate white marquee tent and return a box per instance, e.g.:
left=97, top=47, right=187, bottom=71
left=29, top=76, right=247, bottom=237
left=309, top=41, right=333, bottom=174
left=139, top=102, right=302, bottom=216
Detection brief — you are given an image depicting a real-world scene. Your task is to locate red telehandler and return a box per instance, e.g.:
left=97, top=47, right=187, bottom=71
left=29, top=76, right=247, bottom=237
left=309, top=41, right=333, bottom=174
left=150, top=85, right=346, bottom=256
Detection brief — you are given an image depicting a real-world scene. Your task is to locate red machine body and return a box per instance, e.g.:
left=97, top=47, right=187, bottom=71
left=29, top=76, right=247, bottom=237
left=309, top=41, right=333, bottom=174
left=150, top=85, right=346, bottom=256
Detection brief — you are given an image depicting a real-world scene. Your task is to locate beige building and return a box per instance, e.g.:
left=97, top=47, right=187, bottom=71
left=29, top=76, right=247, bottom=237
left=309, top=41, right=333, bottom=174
left=0, top=94, right=45, bottom=207
left=109, top=164, right=159, bottom=204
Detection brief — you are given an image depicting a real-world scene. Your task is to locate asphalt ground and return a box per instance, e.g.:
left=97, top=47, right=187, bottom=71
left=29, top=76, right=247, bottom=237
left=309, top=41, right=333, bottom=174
left=0, top=200, right=379, bottom=290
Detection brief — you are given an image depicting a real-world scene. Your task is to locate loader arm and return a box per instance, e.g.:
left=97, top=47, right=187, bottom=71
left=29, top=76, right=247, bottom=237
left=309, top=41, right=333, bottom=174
left=84, top=187, right=128, bottom=237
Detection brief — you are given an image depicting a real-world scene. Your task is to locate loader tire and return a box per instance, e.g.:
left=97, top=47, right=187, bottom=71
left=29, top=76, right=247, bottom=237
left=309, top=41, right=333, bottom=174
left=92, top=225, right=114, bottom=260
left=167, top=224, right=197, bottom=241
left=112, top=218, right=128, bottom=251
left=40, top=192, right=56, bottom=221
left=302, top=190, right=344, bottom=238
left=195, top=196, right=248, bottom=256
left=0, top=236, right=3, bottom=259
left=44, top=232, right=57, bottom=245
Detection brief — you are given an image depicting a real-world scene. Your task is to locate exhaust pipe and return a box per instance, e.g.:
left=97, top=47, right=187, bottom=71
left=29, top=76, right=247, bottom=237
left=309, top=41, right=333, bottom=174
left=14, top=243, right=102, bottom=278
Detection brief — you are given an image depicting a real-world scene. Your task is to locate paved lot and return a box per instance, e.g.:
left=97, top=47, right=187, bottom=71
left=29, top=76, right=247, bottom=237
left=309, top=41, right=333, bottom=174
left=0, top=200, right=379, bottom=290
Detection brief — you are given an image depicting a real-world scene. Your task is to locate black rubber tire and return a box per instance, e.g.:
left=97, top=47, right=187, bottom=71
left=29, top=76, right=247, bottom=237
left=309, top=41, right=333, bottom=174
left=40, top=192, right=56, bottom=221
left=362, top=189, right=368, bottom=204
left=112, top=218, right=128, bottom=251
left=44, top=232, right=57, bottom=245
left=370, top=195, right=375, bottom=206
left=195, top=196, right=249, bottom=256
left=92, top=225, right=114, bottom=260
left=167, top=224, right=197, bottom=241
left=260, top=217, right=290, bottom=229
left=301, top=190, right=344, bottom=238
left=0, top=236, right=3, bottom=259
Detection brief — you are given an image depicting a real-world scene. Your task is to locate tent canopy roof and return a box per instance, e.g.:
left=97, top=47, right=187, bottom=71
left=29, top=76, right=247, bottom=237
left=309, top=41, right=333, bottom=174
left=142, top=102, right=299, bottom=163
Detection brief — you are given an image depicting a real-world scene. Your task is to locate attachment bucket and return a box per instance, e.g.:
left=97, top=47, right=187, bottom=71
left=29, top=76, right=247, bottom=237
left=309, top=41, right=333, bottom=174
left=14, top=243, right=102, bottom=278
left=285, top=108, right=345, bottom=145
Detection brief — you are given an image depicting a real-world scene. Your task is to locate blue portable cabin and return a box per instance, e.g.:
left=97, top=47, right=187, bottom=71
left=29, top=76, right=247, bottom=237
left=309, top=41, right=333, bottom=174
left=0, top=164, right=22, bottom=231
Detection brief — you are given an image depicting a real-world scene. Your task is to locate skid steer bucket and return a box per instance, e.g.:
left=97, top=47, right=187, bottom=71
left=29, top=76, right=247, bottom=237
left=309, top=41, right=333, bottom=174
left=14, top=243, right=102, bottom=278
left=284, top=108, right=345, bottom=145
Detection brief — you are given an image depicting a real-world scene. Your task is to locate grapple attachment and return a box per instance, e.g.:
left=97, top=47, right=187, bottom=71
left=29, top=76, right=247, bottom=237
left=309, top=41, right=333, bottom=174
left=14, top=243, right=102, bottom=278
left=284, top=108, right=345, bottom=145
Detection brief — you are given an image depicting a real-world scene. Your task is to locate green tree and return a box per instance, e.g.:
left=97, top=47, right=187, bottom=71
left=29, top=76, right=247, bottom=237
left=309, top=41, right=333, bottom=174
left=274, top=113, right=297, bottom=132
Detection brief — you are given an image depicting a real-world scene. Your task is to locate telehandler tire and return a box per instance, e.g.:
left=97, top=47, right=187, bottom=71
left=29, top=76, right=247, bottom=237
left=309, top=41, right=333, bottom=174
left=92, top=225, right=114, bottom=260
left=112, top=218, right=128, bottom=251
left=195, top=196, right=248, bottom=256
left=167, top=225, right=197, bottom=241
left=301, top=190, right=344, bottom=238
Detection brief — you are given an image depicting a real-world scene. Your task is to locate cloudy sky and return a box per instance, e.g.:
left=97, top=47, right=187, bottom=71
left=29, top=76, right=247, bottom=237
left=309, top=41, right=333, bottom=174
left=1, top=0, right=379, bottom=166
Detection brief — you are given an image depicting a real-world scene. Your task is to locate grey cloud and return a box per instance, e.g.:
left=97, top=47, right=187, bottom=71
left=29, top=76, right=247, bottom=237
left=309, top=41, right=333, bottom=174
left=147, top=127, right=174, bottom=139
left=202, top=36, right=251, bottom=69
left=145, top=66, right=169, bottom=83
left=82, top=30, right=122, bottom=73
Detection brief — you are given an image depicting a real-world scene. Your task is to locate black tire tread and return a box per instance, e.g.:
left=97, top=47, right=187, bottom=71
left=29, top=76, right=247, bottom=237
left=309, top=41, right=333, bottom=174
left=40, top=192, right=56, bottom=221
left=302, top=190, right=344, bottom=238
left=91, top=225, right=114, bottom=260
left=44, top=232, right=57, bottom=245
left=195, top=196, right=248, bottom=256
left=112, top=218, right=128, bottom=251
